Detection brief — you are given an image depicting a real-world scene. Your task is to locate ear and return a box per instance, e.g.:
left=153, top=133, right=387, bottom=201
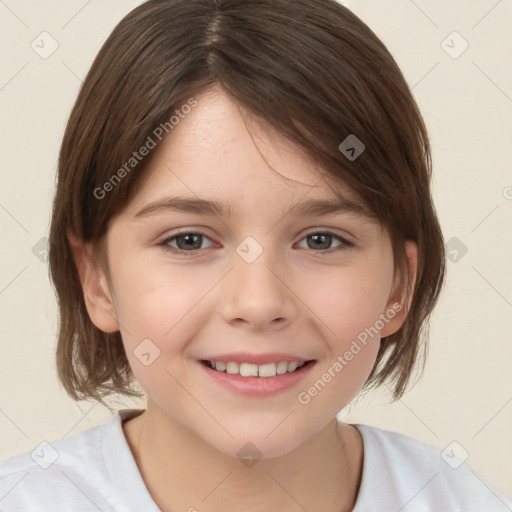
left=67, top=230, right=120, bottom=333
left=380, top=241, right=418, bottom=337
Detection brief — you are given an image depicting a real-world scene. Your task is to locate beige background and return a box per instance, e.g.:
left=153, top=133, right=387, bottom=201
left=0, top=0, right=511, bottom=499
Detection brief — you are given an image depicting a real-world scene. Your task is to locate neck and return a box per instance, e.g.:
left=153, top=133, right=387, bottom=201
left=123, top=405, right=363, bottom=512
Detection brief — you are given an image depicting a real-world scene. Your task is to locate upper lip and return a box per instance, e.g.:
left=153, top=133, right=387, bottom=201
left=199, top=353, right=314, bottom=365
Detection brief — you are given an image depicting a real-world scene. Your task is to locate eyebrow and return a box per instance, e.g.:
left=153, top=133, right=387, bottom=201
left=133, top=195, right=374, bottom=220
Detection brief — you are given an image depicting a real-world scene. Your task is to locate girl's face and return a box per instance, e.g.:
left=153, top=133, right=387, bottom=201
left=89, top=84, right=412, bottom=458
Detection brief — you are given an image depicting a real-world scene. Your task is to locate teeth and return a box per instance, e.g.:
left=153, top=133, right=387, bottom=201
left=226, top=362, right=239, bottom=375
left=207, top=360, right=307, bottom=377
left=258, top=363, right=277, bottom=378
left=240, top=363, right=258, bottom=377
left=276, top=361, right=288, bottom=374
left=287, top=362, right=299, bottom=372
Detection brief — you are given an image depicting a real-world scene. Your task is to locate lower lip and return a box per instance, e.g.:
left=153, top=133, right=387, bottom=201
left=198, top=361, right=316, bottom=397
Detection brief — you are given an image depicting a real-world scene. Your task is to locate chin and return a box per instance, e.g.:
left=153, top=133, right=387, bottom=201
left=220, top=437, right=300, bottom=462
left=198, top=423, right=310, bottom=462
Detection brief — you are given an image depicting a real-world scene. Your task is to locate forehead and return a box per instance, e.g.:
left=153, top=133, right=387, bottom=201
left=123, top=84, right=374, bottom=222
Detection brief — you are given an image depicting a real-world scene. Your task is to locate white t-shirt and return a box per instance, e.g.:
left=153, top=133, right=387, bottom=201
left=1, top=409, right=510, bottom=511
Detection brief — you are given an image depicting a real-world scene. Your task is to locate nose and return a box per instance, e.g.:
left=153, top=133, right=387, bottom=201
left=220, top=245, right=299, bottom=331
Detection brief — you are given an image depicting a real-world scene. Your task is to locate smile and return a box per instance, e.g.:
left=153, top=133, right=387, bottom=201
left=201, top=360, right=313, bottom=378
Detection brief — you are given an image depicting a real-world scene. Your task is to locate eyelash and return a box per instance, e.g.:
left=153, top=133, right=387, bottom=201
left=157, top=229, right=354, bottom=257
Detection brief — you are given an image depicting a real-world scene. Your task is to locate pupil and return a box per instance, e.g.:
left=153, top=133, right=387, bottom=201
left=310, top=234, right=330, bottom=250
left=178, top=234, right=201, bottom=250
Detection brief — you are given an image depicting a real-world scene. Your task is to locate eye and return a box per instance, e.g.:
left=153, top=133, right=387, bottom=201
left=158, top=229, right=354, bottom=256
left=158, top=230, right=216, bottom=255
left=296, top=231, right=353, bottom=252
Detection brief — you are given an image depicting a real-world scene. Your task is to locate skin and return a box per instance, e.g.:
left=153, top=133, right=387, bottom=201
left=69, top=83, right=417, bottom=512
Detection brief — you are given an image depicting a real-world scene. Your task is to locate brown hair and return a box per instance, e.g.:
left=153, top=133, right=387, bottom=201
left=49, top=0, right=445, bottom=405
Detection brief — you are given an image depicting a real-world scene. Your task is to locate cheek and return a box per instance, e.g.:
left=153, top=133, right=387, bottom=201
left=297, top=254, right=394, bottom=346
left=294, top=281, right=383, bottom=423
left=291, top=255, right=392, bottom=409
left=110, top=256, right=219, bottom=385
left=111, top=255, right=212, bottom=341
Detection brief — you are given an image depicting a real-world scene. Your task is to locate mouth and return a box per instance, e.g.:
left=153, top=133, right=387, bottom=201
left=199, top=359, right=316, bottom=378
left=198, top=357, right=317, bottom=397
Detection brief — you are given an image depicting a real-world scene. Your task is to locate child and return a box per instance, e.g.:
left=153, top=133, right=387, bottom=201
left=1, top=0, right=510, bottom=510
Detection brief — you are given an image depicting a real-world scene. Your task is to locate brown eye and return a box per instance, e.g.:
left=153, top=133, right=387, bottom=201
left=297, top=231, right=353, bottom=252
left=159, top=231, right=216, bottom=255
left=172, top=233, right=203, bottom=251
